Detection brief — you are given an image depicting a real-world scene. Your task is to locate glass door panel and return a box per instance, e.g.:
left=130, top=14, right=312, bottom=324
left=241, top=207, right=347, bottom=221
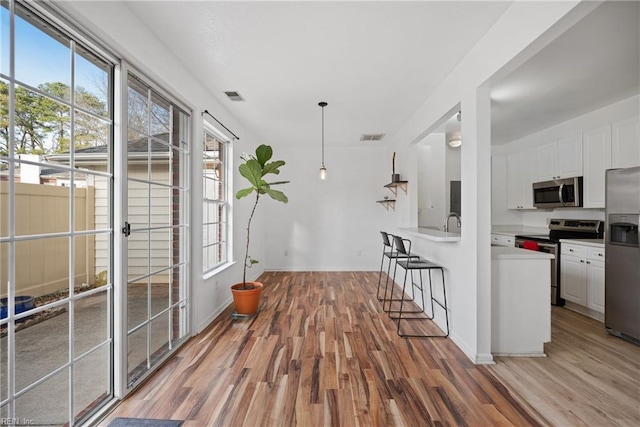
left=124, top=72, right=189, bottom=388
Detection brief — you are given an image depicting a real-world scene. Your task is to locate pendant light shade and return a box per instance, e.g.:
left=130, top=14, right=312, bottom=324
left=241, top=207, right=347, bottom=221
left=319, top=101, right=328, bottom=180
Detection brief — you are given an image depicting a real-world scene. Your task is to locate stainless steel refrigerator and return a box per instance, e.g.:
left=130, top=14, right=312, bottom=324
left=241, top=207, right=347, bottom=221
left=605, top=166, right=640, bottom=344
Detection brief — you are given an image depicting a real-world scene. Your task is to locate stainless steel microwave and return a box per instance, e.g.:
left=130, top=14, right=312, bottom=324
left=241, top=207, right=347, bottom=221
left=532, top=177, right=583, bottom=208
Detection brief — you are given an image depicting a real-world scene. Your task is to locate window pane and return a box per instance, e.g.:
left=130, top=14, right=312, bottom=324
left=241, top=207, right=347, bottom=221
left=15, top=165, right=70, bottom=235
left=127, top=324, right=147, bottom=385
left=0, top=323, right=6, bottom=404
left=128, top=230, right=149, bottom=283
left=149, top=310, right=170, bottom=364
left=15, top=303, right=69, bottom=392
left=1, top=2, right=8, bottom=77
left=150, top=272, right=169, bottom=318
left=150, top=228, right=171, bottom=274
left=14, top=5, right=71, bottom=98
left=150, top=92, right=170, bottom=136
left=73, top=345, right=110, bottom=421
left=74, top=290, right=108, bottom=357
left=74, top=234, right=104, bottom=297
left=15, top=237, right=69, bottom=298
left=14, top=86, right=70, bottom=155
left=74, top=47, right=110, bottom=118
left=127, top=180, right=149, bottom=229
left=0, top=161, right=8, bottom=237
left=128, top=278, right=148, bottom=332
left=127, top=76, right=148, bottom=135
left=0, top=78, right=8, bottom=157
left=74, top=109, right=109, bottom=153
left=15, top=367, right=69, bottom=425
left=0, top=242, right=7, bottom=303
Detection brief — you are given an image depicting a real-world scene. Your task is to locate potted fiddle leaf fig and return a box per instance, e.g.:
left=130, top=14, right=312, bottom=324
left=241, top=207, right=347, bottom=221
left=232, top=144, right=289, bottom=315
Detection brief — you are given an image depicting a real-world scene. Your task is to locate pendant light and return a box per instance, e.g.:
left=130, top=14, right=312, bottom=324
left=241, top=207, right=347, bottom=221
left=319, top=101, right=328, bottom=180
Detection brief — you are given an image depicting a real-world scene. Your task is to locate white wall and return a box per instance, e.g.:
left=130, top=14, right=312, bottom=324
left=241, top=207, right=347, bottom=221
left=492, top=94, right=640, bottom=227
left=59, top=1, right=266, bottom=333
left=388, top=1, right=591, bottom=363
left=265, top=145, right=390, bottom=271
left=417, top=134, right=446, bottom=227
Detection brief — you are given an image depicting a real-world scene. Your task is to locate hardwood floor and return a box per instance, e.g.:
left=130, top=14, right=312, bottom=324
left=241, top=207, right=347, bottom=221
left=98, top=271, right=540, bottom=426
left=489, top=306, right=640, bottom=427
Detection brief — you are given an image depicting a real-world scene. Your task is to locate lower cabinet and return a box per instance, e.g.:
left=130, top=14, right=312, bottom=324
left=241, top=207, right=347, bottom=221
left=491, top=233, right=515, bottom=247
left=560, top=243, right=605, bottom=315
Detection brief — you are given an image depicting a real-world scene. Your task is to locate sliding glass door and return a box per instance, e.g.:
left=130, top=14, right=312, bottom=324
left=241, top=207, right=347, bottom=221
left=124, top=73, right=190, bottom=388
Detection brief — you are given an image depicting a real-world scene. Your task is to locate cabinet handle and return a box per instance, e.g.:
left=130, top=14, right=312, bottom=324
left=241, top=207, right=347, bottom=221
left=580, top=259, right=585, bottom=263
left=586, top=261, right=591, bottom=264
left=569, top=249, right=574, bottom=252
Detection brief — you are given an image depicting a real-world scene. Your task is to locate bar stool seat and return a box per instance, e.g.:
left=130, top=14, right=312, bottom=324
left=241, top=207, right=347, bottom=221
left=390, top=235, right=450, bottom=339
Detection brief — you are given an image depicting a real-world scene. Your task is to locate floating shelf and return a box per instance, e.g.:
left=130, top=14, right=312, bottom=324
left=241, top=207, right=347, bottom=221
left=376, top=199, right=396, bottom=211
left=384, top=181, right=408, bottom=196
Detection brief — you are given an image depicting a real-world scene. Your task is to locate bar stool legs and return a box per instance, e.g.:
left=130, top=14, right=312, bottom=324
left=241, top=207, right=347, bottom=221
left=391, top=235, right=450, bottom=339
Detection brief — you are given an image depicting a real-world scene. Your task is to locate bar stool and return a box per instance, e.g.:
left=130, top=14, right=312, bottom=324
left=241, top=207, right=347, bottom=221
left=377, top=231, right=419, bottom=312
left=391, top=235, right=450, bottom=338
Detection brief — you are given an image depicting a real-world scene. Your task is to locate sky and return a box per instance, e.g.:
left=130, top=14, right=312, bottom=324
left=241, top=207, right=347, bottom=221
left=1, top=4, right=108, bottom=106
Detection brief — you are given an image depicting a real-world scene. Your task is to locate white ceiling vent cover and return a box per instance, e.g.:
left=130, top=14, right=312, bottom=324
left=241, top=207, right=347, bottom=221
left=224, top=91, right=245, bottom=101
left=360, top=134, right=385, bottom=141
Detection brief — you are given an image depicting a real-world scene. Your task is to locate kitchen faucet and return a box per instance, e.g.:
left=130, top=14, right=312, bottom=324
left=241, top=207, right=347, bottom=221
left=444, top=212, right=461, bottom=233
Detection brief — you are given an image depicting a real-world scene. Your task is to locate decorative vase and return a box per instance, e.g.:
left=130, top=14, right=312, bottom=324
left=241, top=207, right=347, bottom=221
left=230, top=281, right=263, bottom=315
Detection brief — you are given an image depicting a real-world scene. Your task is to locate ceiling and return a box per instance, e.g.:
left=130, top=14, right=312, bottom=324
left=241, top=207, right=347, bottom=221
left=491, top=0, right=640, bottom=145
left=124, top=1, right=511, bottom=147
left=125, top=1, right=639, bottom=149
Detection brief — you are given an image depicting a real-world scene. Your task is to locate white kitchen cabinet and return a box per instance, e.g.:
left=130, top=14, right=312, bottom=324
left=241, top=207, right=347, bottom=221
left=561, top=253, right=587, bottom=306
left=507, top=151, right=534, bottom=210
left=560, top=242, right=605, bottom=316
left=612, top=117, right=640, bottom=169
left=586, top=254, right=605, bottom=313
left=534, top=135, right=583, bottom=182
left=583, top=125, right=612, bottom=208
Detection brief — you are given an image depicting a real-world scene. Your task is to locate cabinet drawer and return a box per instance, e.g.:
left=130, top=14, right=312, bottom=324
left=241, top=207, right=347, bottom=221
left=588, top=247, right=605, bottom=260
left=562, top=243, right=586, bottom=257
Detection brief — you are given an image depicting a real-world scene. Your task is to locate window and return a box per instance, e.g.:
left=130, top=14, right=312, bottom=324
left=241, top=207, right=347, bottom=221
left=202, top=125, right=230, bottom=273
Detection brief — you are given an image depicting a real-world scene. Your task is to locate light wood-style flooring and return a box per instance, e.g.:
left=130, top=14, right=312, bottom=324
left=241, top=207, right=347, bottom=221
left=98, top=271, right=540, bottom=426
left=489, top=306, right=640, bottom=427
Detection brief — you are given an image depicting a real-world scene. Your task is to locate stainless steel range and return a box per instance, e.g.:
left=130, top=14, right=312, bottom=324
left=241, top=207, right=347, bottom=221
left=515, top=219, right=604, bottom=306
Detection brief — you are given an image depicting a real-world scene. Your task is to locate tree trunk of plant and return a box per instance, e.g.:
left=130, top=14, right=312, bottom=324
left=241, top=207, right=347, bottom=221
left=242, top=192, right=260, bottom=288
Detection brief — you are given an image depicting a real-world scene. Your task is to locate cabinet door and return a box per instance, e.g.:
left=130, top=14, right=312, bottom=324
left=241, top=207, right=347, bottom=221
left=557, top=135, right=583, bottom=178
left=507, top=153, right=523, bottom=209
left=612, top=117, right=640, bottom=169
left=561, top=255, right=587, bottom=305
left=535, top=143, right=557, bottom=182
left=583, top=126, right=612, bottom=208
left=519, top=151, right=535, bottom=209
left=587, top=260, right=605, bottom=313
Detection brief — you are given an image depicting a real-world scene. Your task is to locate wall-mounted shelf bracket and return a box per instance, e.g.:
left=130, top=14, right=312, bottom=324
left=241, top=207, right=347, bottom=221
left=384, top=181, right=408, bottom=196
left=376, top=200, right=396, bottom=211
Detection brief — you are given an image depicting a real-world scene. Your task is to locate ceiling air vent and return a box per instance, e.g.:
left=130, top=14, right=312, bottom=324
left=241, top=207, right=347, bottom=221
left=360, top=133, right=385, bottom=142
left=224, top=91, right=244, bottom=101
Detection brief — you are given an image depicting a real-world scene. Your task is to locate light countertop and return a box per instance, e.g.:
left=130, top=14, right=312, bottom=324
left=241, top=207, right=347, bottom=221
left=492, top=246, right=555, bottom=260
left=398, top=227, right=461, bottom=243
left=492, top=225, right=549, bottom=237
left=560, top=238, right=605, bottom=248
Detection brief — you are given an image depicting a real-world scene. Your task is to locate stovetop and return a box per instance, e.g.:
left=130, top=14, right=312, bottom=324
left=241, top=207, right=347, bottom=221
left=516, top=219, right=604, bottom=243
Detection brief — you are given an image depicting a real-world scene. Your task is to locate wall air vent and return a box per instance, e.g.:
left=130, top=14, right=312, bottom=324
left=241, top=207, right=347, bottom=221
left=360, top=134, right=385, bottom=142
left=224, top=91, right=244, bottom=101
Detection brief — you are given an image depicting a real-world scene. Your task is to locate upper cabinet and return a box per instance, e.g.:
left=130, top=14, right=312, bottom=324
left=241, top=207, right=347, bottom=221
left=583, top=125, right=612, bottom=208
left=612, top=117, right=640, bottom=169
left=534, top=135, right=583, bottom=182
left=507, top=150, right=534, bottom=210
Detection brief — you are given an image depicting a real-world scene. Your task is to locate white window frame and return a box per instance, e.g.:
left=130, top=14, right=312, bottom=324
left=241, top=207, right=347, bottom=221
left=202, top=123, right=232, bottom=276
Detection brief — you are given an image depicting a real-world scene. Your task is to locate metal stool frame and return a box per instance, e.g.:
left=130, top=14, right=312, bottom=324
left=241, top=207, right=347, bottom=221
left=392, top=235, right=450, bottom=338
left=377, top=231, right=419, bottom=310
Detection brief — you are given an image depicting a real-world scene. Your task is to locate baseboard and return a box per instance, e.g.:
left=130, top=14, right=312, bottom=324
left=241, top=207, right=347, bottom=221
left=449, top=332, right=495, bottom=365
left=196, top=296, right=232, bottom=334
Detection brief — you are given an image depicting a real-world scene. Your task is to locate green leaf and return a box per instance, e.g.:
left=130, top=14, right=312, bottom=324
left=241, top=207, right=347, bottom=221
left=239, top=159, right=263, bottom=188
left=255, top=145, right=273, bottom=167
left=262, top=160, right=285, bottom=176
left=235, top=187, right=254, bottom=199
left=264, top=188, right=288, bottom=203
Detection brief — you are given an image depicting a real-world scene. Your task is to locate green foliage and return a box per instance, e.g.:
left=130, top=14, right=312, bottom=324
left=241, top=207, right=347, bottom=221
left=0, top=80, right=107, bottom=156
left=236, top=144, right=290, bottom=285
left=236, top=144, right=290, bottom=203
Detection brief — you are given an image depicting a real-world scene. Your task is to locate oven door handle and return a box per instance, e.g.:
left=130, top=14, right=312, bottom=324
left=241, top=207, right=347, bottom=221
left=537, top=242, right=557, bottom=252
left=558, top=183, right=565, bottom=205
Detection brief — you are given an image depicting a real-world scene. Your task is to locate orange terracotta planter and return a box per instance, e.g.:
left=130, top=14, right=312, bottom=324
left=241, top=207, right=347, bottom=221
left=231, top=281, right=263, bottom=315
